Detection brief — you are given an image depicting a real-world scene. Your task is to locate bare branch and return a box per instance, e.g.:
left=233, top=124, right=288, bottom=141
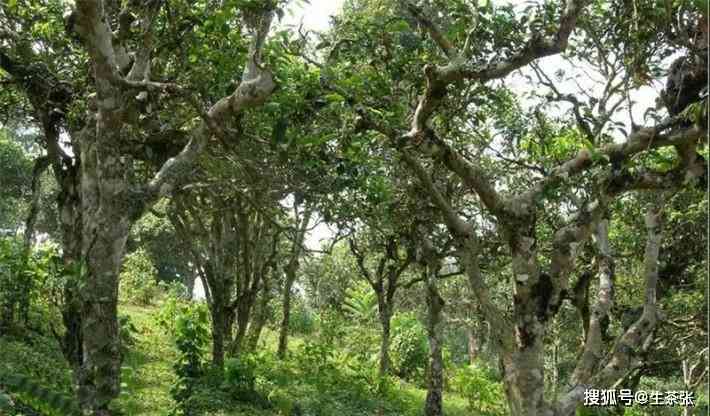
left=349, top=238, right=375, bottom=286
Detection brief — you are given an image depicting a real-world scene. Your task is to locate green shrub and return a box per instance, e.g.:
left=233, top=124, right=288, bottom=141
left=0, top=237, right=58, bottom=331
left=224, top=355, right=257, bottom=396
left=295, top=340, right=337, bottom=381
left=119, top=248, right=160, bottom=306
left=342, top=282, right=377, bottom=323
left=118, top=313, right=139, bottom=356
left=390, top=312, right=428, bottom=381
left=288, top=302, right=317, bottom=336
left=167, top=301, right=209, bottom=416
left=451, top=361, right=506, bottom=415
left=318, top=308, right=349, bottom=345
left=0, top=327, right=77, bottom=416
left=0, top=372, right=80, bottom=416
left=159, top=280, right=190, bottom=300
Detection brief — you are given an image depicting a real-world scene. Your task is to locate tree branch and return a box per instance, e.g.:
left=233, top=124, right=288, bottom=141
left=401, top=1, right=456, bottom=59
left=558, top=204, right=666, bottom=414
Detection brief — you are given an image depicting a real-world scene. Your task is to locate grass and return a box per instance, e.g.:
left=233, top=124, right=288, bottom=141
left=114, top=304, right=177, bottom=416
left=117, top=301, right=473, bottom=415
left=2, top=302, right=474, bottom=415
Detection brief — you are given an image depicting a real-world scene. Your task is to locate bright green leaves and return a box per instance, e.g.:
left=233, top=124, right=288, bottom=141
left=679, top=98, right=709, bottom=127
left=451, top=361, right=506, bottom=414
left=118, top=248, right=160, bottom=306
left=364, top=173, right=392, bottom=205
left=162, top=1, right=248, bottom=99
left=520, top=126, right=591, bottom=163
left=158, top=296, right=210, bottom=415
left=0, top=130, right=33, bottom=233
left=324, top=92, right=346, bottom=104
left=343, top=282, right=378, bottom=323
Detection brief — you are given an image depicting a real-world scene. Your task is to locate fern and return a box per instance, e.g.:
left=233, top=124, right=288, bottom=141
left=0, top=372, right=80, bottom=416
left=343, top=283, right=378, bottom=322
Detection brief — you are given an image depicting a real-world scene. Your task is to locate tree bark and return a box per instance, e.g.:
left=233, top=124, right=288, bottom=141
left=77, top=131, right=132, bottom=414
left=210, top=292, right=229, bottom=368
left=232, top=294, right=253, bottom=356
left=183, top=269, right=196, bottom=300
left=57, top=165, right=85, bottom=375
left=466, top=327, right=478, bottom=365
left=377, top=297, right=393, bottom=377
left=245, top=278, right=272, bottom=352
left=277, top=271, right=295, bottom=359
left=277, top=207, right=312, bottom=359
left=424, top=270, right=445, bottom=416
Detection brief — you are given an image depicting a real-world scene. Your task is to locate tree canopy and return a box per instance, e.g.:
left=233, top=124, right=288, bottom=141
left=0, top=0, right=707, bottom=415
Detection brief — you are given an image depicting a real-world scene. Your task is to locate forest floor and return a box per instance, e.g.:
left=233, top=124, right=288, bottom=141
left=113, top=303, right=472, bottom=416
left=1, top=302, right=473, bottom=415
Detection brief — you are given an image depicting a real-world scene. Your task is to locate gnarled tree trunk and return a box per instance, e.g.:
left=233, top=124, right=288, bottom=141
left=76, top=121, right=134, bottom=414
left=245, top=271, right=274, bottom=351
left=424, top=269, right=445, bottom=416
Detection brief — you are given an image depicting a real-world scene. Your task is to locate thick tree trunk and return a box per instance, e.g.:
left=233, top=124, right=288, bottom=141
left=79, top=216, right=129, bottom=415
left=211, top=310, right=226, bottom=368
left=277, top=271, right=295, bottom=359
left=424, top=272, right=445, bottom=416
left=500, top=345, right=551, bottom=416
left=210, top=290, right=230, bottom=368
left=232, top=298, right=252, bottom=356
left=58, top=172, right=84, bottom=376
left=377, top=298, right=392, bottom=377
left=62, top=286, right=84, bottom=377
left=77, top=131, right=133, bottom=415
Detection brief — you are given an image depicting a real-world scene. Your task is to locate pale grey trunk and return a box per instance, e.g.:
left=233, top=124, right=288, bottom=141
left=424, top=271, right=445, bottom=416
left=245, top=310, right=267, bottom=352
left=183, top=270, right=196, bottom=301
left=79, top=218, right=128, bottom=415
left=503, top=220, right=551, bottom=416
left=77, top=109, right=134, bottom=415
left=466, top=327, right=478, bottom=365
left=500, top=346, right=551, bottom=416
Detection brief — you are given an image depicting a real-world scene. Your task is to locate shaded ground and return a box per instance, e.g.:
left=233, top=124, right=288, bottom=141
left=115, top=303, right=471, bottom=416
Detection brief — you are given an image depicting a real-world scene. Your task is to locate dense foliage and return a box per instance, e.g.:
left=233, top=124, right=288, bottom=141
left=0, top=0, right=707, bottom=415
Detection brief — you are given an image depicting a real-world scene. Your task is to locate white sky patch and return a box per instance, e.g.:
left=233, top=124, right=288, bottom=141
left=280, top=0, right=345, bottom=32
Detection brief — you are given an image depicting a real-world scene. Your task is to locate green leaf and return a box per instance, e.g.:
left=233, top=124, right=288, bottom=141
left=324, top=93, right=345, bottom=103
